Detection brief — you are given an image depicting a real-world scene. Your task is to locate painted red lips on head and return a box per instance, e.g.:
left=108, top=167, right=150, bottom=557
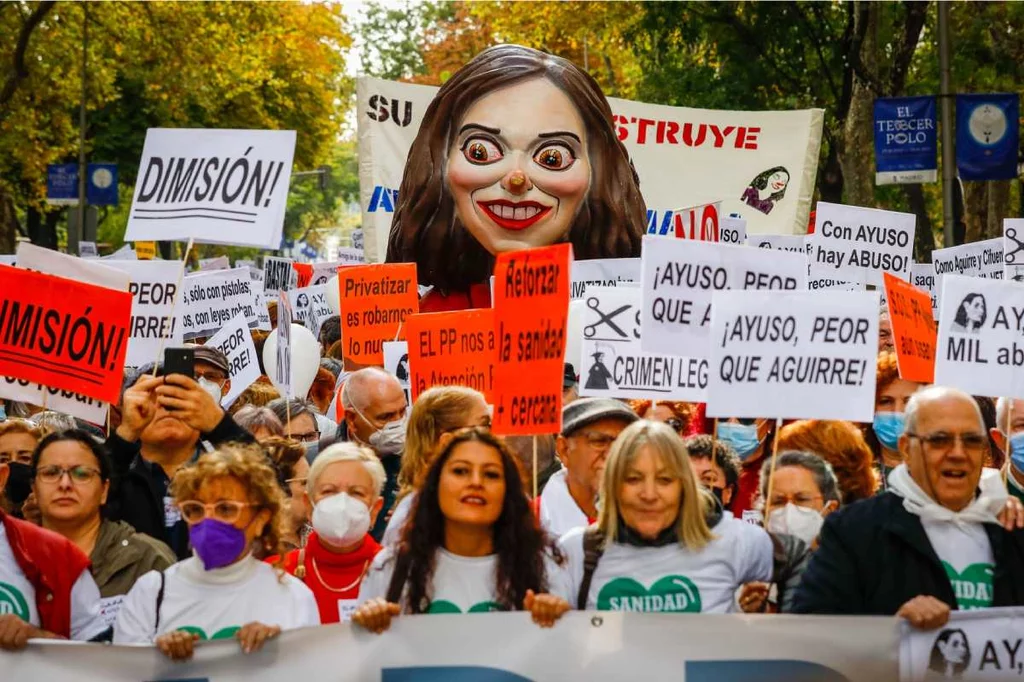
left=478, top=200, right=552, bottom=231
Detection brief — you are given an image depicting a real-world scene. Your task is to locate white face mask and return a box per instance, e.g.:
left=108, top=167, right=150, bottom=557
left=197, top=376, right=224, bottom=403
left=766, top=503, right=824, bottom=546
left=311, top=492, right=370, bottom=547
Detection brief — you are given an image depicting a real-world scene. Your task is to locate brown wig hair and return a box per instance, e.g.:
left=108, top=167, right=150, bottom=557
left=386, top=43, right=646, bottom=294
left=385, top=428, right=560, bottom=614
left=777, top=420, right=879, bottom=503
left=230, top=380, right=282, bottom=414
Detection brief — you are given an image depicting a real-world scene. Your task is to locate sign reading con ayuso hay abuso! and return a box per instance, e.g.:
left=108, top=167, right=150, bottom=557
left=124, top=128, right=296, bottom=250
left=1004, top=219, right=1024, bottom=283
left=707, top=289, right=879, bottom=421
left=900, top=607, right=1024, bottom=681
left=580, top=286, right=706, bottom=401
left=571, top=258, right=641, bottom=299
left=639, top=236, right=807, bottom=357
left=102, top=260, right=184, bottom=367
left=205, top=312, right=260, bottom=408
left=809, top=201, right=916, bottom=287
left=935, top=275, right=1024, bottom=399
left=357, top=76, right=824, bottom=262
left=180, top=267, right=264, bottom=339
left=873, top=96, right=938, bottom=185
left=1, top=614, right=899, bottom=682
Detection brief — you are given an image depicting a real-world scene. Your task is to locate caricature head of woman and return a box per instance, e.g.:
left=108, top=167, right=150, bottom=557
left=387, top=44, right=647, bottom=294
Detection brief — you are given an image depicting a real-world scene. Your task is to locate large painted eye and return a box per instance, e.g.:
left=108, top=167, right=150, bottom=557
left=462, top=137, right=503, bottom=164
left=533, top=143, right=575, bottom=170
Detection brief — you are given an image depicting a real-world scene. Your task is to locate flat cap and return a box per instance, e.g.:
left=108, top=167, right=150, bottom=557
left=561, top=397, right=638, bottom=437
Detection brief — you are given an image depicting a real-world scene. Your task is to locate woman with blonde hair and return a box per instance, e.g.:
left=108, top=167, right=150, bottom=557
left=113, top=444, right=319, bottom=660
left=380, top=385, right=490, bottom=546
left=554, top=420, right=772, bottom=614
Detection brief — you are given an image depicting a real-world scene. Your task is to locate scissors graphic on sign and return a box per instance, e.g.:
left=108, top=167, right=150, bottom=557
left=1006, top=227, right=1024, bottom=264
left=584, top=297, right=630, bottom=339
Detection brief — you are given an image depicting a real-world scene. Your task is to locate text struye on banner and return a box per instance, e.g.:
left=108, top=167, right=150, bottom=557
left=1004, top=219, right=1024, bottom=283
left=883, top=272, right=937, bottom=384
left=873, top=96, right=938, bottom=185
left=911, top=263, right=939, bottom=316
left=580, top=286, right=706, bottom=402
left=289, top=285, right=333, bottom=338
left=640, top=236, right=807, bottom=357
left=180, top=267, right=263, bottom=339
left=103, top=260, right=184, bottom=367
left=900, top=607, right=1024, bottom=682
left=492, top=244, right=571, bottom=436
left=124, top=128, right=296, bottom=249
left=204, top=312, right=260, bottom=407
left=405, top=308, right=495, bottom=402
left=357, top=76, right=824, bottom=262
left=935, top=275, right=1024, bottom=399
left=0, top=376, right=109, bottom=425
left=571, top=258, right=641, bottom=300
left=956, top=93, right=1021, bottom=181
left=707, top=289, right=879, bottom=421
left=338, top=263, right=418, bottom=365
left=809, top=202, right=915, bottom=286
left=0, top=265, right=132, bottom=404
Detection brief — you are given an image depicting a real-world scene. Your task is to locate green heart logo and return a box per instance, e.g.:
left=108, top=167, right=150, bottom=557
left=0, top=581, right=30, bottom=620
left=427, top=600, right=503, bottom=614
left=174, top=625, right=241, bottom=640
left=942, top=561, right=994, bottom=610
left=596, top=575, right=702, bottom=612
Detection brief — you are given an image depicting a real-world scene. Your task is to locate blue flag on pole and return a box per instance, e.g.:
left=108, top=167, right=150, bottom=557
left=956, top=93, right=1020, bottom=181
left=874, top=96, right=937, bottom=185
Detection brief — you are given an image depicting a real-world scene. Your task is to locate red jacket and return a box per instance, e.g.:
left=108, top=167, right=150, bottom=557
left=419, top=284, right=492, bottom=313
left=2, top=511, right=92, bottom=638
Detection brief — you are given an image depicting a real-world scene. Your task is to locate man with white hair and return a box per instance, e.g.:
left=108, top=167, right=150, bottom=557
left=793, top=386, right=1024, bottom=626
left=991, top=397, right=1024, bottom=504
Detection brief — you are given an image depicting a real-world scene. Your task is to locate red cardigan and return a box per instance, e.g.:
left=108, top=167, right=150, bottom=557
left=2, top=511, right=91, bottom=638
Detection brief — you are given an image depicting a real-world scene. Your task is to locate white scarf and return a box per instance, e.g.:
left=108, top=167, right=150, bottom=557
left=887, top=464, right=1006, bottom=526
left=538, top=468, right=589, bottom=538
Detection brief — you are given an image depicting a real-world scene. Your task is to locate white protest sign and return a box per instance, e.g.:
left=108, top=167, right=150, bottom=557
left=205, top=313, right=260, bottom=407
left=101, top=244, right=137, bottom=261
left=235, top=259, right=256, bottom=270
left=383, top=340, right=411, bottom=404
left=1005, top=219, right=1024, bottom=283
left=640, top=236, right=807, bottom=357
left=78, top=241, right=98, bottom=258
left=277, top=291, right=293, bottom=398
left=0, top=376, right=108, bottom=425
left=198, top=255, right=230, bottom=272
left=809, top=201, right=915, bottom=286
left=124, top=128, right=296, bottom=249
left=289, top=285, right=333, bottom=337
left=899, top=608, right=1024, bottom=681
left=0, top=255, right=15, bottom=266
left=310, top=262, right=343, bottom=286
left=179, top=267, right=263, bottom=339
left=720, top=216, right=747, bottom=244
left=103, top=260, right=184, bottom=367
left=933, top=237, right=1004, bottom=282
left=935, top=275, right=1024, bottom=399
left=263, top=256, right=295, bottom=292
left=910, top=263, right=939, bottom=315
left=336, top=247, right=366, bottom=265
left=707, top=289, right=879, bottom=421
left=749, top=233, right=808, bottom=253
left=571, top=258, right=641, bottom=300
left=580, top=286, right=706, bottom=401
left=17, top=242, right=130, bottom=293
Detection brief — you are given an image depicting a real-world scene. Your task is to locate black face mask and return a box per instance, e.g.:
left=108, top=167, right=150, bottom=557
left=710, top=486, right=726, bottom=506
left=4, top=462, right=32, bottom=508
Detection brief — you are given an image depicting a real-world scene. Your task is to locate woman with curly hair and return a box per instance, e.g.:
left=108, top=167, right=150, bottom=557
left=864, top=352, right=924, bottom=488
left=628, top=400, right=706, bottom=436
left=353, top=428, right=568, bottom=631
left=777, top=420, right=879, bottom=504
left=113, top=444, right=319, bottom=660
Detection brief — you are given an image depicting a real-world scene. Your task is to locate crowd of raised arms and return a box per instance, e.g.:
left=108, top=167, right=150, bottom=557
left=2, top=312, right=1023, bottom=661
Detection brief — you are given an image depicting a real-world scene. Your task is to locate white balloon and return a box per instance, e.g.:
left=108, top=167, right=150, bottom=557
left=262, top=323, right=321, bottom=399
left=325, top=274, right=340, bottom=315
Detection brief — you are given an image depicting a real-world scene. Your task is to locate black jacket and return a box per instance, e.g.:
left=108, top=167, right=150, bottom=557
left=106, top=413, right=255, bottom=560
left=791, top=491, right=1024, bottom=615
left=771, top=532, right=811, bottom=614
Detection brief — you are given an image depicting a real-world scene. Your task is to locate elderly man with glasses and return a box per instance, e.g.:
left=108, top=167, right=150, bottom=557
left=792, top=386, right=1024, bottom=626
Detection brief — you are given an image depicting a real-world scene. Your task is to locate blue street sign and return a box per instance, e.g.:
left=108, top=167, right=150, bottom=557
left=87, top=163, right=118, bottom=206
left=46, top=164, right=78, bottom=205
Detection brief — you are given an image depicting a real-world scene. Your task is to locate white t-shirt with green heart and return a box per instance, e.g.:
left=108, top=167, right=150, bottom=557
left=922, top=520, right=995, bottom=610
left=113, top=555, right=319, bottom=643
left=359, top=547, right=510, bottom=613
left=555, top=515, right=773, bottom=613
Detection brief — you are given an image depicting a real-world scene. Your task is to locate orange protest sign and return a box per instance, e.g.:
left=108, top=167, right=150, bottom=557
left=292, top=263, right=313, bottom=289
left=338, top=263, right=418, bottom=365
left=0, top=265, right=133, bottom=403
left=406, top=309, right=495, bottom=402
left=883, top=271, right=936, bottom=383
left=492, top=244, right=571, bottom=435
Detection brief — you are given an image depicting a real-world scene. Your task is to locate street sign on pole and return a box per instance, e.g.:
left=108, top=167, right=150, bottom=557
left=46, top=164, right=79, bottom=206
left=86, top=163, right=118, bottom=206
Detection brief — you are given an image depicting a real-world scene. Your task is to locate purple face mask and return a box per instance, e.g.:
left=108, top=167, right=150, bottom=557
left=189, top=518, right=247, bottom=570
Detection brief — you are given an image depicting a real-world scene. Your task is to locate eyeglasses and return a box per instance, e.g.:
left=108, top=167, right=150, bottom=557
left=36, top=465, right=101, bottom=484
left=290, top=430, right=320, bottom=443
left=907, top=432, right=989, bottom=456
left=575, top=430, right=618, bottom=450
left=179, top=500, right=255, bottom=524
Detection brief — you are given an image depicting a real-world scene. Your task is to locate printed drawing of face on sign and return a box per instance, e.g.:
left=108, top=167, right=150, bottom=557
left=951, top=293, right=986, bottom=334
left=928, top=628, right=970, bottom=679
left=387, top=44, right=646, bottom=310
left=740, top=166, right=790, bottom=216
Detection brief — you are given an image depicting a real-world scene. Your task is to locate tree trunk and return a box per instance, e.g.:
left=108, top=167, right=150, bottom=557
left=839, top=1, right=877, bottom=207
left=0, top=187, right=18, bottom=253
left=903, top=184, right=936, bottom=261
left=961, top=181, right=988, bottom=243
left=817, top=138, right=844, bottom=204
left=986, top=180, right=1011, bottom=240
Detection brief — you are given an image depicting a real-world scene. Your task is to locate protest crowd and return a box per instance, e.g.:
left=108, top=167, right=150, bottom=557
left=2, top=39, right=1023, bottom=682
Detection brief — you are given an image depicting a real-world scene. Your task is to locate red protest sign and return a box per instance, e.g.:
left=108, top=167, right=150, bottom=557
left=406, top=309, right=495, bottom=402
left=292, top=263, right=313, bottom=289
left=0, top=265, right=132, bottom=403
left=339, top=263, right=418, bottom=365
left=883, top=271, right=936, bottom=383
left=492, top=244, right=571, bottom=435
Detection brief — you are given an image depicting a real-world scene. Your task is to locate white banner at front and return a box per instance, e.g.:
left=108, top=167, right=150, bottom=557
left=900, top=607, right=1024, bottom=681
left=2, top=613, right=898, bottom=682
left=357, top=76, right=824, bottom=263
